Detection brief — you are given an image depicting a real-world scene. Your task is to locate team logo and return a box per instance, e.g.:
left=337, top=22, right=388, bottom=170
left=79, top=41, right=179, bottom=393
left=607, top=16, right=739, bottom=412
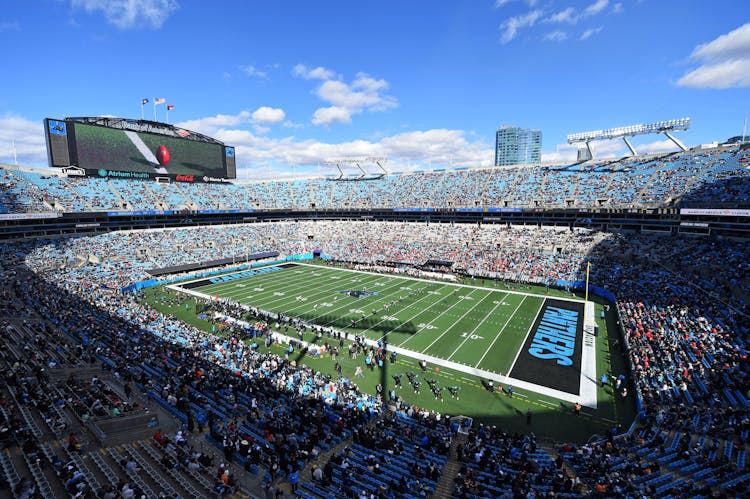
left=98, top=169, right=108, bottom=177
left=337, top=289, right=378, bottom=298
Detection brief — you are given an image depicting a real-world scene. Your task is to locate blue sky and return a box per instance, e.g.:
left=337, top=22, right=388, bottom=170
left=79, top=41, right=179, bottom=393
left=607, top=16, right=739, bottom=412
left=1, top=0, right=749, bottom=179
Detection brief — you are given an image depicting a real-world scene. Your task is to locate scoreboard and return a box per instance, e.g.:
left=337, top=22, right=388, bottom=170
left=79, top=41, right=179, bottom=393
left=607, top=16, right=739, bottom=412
left=45, top=117, right=236, bottom=181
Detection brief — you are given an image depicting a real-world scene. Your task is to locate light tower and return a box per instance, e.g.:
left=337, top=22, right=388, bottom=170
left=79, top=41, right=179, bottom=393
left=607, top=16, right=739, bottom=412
left=322, top=156, right=388, bottom=181
left=567, top=117, right=691, bottom=160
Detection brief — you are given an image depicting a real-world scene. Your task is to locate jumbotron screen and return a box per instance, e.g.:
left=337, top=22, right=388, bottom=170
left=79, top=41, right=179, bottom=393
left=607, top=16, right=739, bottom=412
left=45, top=118, right=236, bottom=180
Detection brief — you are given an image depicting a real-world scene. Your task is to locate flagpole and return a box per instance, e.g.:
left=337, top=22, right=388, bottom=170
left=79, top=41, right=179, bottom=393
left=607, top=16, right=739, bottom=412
left=166, top=107, right=169, bottom=124
left=153, top=99, right=156, bottom=121
left=141, top=102, right=144, bottom=120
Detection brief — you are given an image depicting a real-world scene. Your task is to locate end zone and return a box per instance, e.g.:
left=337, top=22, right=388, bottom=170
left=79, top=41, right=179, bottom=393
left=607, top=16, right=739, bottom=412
left=508, top=298, right=598, bottom=408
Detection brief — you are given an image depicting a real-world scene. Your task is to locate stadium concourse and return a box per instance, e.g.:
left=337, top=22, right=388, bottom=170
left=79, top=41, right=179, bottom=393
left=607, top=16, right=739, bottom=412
left=0, top=147, right=747, bottom=498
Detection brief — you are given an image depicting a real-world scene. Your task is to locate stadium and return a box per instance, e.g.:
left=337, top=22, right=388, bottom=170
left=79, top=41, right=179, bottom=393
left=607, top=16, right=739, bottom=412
left=1, top=108, right=749, bottom=499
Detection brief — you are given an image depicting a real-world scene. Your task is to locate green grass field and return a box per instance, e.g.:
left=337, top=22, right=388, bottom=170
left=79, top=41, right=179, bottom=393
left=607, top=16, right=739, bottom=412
left=193, top=263, right=546, bottom=375
left=143, top=261, right=636, bottom=442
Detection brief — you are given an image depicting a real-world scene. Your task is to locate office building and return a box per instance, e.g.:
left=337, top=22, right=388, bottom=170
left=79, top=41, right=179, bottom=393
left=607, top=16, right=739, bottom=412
left=495, top=126, right=542, bottom=166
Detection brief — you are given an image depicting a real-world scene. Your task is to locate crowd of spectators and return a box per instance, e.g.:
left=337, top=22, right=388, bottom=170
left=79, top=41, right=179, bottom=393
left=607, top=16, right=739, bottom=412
left=452, top=424, right=580, bottom=498
left=2, top=145, right=749, bottom=214
left=0, top=185, right=749, bottom=496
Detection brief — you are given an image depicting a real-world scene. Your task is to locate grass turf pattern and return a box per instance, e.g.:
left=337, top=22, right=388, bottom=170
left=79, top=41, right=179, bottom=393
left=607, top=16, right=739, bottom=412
left=144, top=262, right=635, bottom=442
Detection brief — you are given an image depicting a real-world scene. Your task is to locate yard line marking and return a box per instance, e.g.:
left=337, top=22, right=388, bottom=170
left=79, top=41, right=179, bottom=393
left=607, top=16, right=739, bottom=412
left=506, top=297, right=546, bottom=374
left=446, top=294, right=507, bottom=361
left=290, top=261, right=587, bottom=304
left=227, top=265, right=388, bottom=311
left=415, top=289, right=488, bottom=352
left=316, top=281, right=438, bottom=329
left=124, top=130, right=168, bottom=174
left=474, top=295, right=528, bottom=368
left=356, top=284, right=446, bottom=339
left=219, top=265, right=429, bottom=328
left=177, top=282, right=596, bottom=407
left=208, top=264, right=356, bottom=300
left=258, top=271, right=387, bottom=312
left=397, top=288, right=481, bottom=349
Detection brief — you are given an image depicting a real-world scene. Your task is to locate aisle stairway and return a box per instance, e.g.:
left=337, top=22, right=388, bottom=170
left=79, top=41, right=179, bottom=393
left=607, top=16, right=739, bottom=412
left=431, top=431, right=468, bottom=499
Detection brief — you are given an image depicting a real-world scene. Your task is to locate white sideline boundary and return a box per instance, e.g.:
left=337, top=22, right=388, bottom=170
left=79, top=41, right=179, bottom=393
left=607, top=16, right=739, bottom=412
left=580, top=301, right=598, bottom=408
left=124, top=130, right=168, bottom=174
left=169, top=262, right=599, bottom=408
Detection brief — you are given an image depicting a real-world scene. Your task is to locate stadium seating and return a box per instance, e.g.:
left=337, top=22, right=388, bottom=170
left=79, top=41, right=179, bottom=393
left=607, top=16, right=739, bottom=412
left=2, top=145, right=750, bottom=213
left=1, top=144, right=749, bottom=497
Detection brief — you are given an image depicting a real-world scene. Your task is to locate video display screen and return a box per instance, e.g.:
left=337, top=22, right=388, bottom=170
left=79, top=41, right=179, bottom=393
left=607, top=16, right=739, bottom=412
left=71, top=122, right=228, bottom=178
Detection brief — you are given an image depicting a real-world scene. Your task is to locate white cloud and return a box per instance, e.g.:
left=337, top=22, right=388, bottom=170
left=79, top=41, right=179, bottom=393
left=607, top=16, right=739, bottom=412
left=678, top=22, right=750, bottom=88
left=318, top=76, right=394, bottom=111
left=240, top=65, right=268, bottom=79
left=678, top=59, right=750, bottom=89
left=251, top=106, right=285, bottom=125
left=70, top=0, right=178, bottom=29
left=580, top=26, right=603, bottom=40
left=312, top=106, right=352, bottom=126
left=495, top=0, right=540, bottom=7
left=173, top=112, right=494, bottom=178
left=178, top=109, right=284, bottom=136
left=499, top=9, right=543, bottom=43
left=176, top=111, right=251, bottom=133
left=545, top=7, right=575, bottom=24
left=545, top=0, right=611, bottom=26
left=380, top=129, right=491, bottom=164
left=292, top=64, right=336, bottom=80
left=305, top=72, right=398, bottom=126
left=583, top=0, right=609, bottom=17
left=612, top=2, right=623, bottom=14
left=543, top=30, right=568, bottom=42
left=541, top=143, right=579, bottom=163
left=0, top=115, right=47, bottom=166
left=0, top=112, right=521, bottom=180
left=637, top=139, right=682, bottom=155
left=691, top=22, right=750, bottom=62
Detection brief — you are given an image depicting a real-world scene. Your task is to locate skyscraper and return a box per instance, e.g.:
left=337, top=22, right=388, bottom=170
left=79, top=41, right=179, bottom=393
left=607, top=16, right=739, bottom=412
left=495, top=126, right=542, bottom=166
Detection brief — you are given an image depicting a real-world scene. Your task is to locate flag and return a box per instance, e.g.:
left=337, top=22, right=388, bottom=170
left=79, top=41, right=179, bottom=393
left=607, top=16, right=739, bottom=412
left=154, top=97, right=166, bottom=105
left=177, top=129, right=189, bottom=137
left=141, top=98, right=149, bottom=105
left=167, top=104, right=175, bottom=111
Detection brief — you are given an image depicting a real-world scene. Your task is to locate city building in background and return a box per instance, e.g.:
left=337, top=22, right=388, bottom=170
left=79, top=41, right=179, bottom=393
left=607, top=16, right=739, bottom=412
left=495, top=125, right=542, bottom=166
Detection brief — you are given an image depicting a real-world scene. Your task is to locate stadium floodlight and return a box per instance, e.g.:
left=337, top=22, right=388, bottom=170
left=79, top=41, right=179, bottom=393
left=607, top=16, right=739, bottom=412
left=566, top=118, right=691, bottom=158
left=322, top=156, right=388, bottom=165
left=567, top=117, right=690, bottom=143
left=322, top=156, right=389, bottom=181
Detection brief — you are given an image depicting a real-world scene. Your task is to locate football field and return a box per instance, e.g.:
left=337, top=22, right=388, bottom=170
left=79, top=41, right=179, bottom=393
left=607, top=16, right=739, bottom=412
left=174, top=262, right=599, bottom=407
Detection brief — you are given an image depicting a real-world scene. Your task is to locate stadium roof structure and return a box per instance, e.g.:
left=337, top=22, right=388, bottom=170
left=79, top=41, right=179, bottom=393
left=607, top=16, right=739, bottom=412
left=322, top=156, right=388, bottom=181
left=567, top=117, right=691, bottom=160
left=66, top=116, right=224, bottom=145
